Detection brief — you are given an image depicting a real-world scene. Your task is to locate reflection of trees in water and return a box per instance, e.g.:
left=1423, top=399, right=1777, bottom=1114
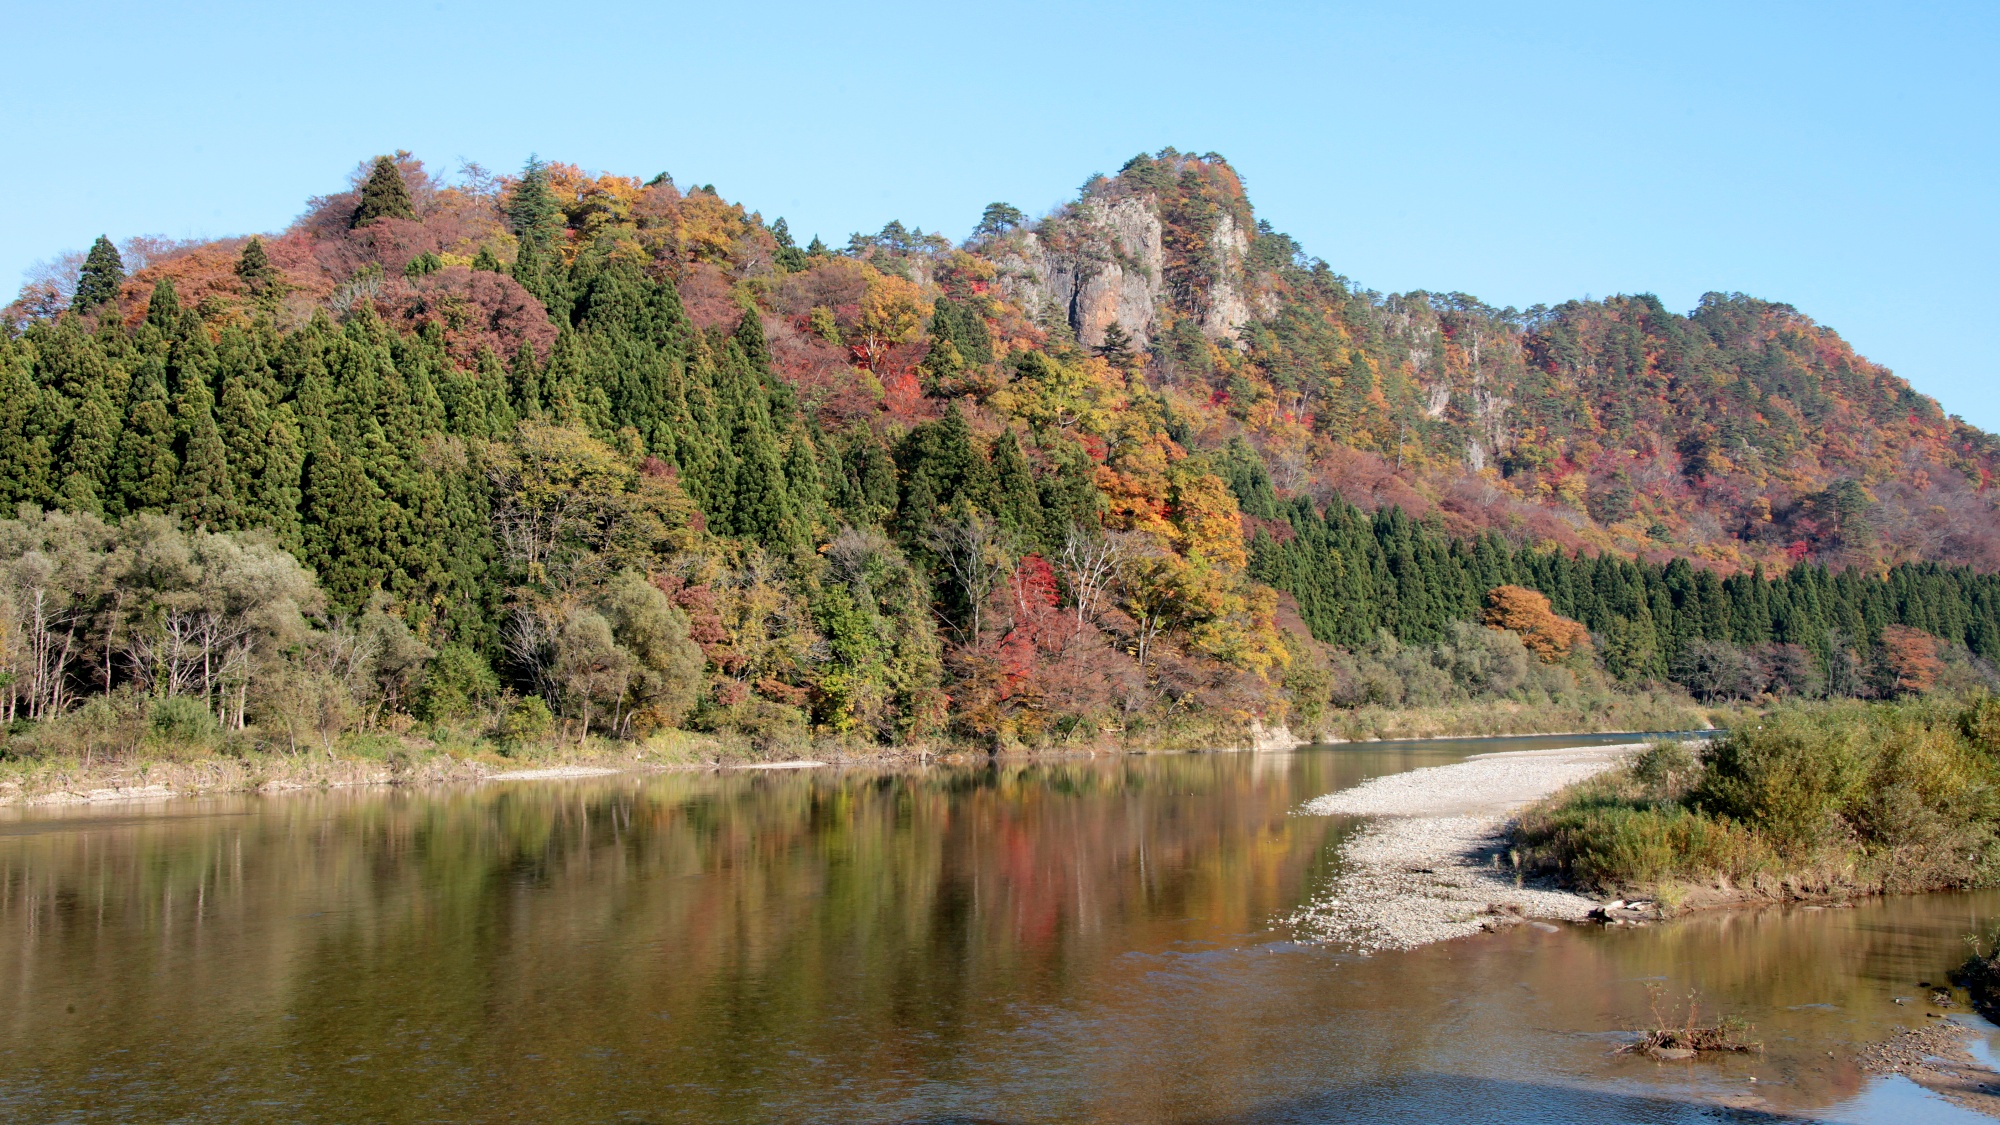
left=5, top=755, right=1959, bottom=1121
left=0, top=755, right=1353, bottom=1120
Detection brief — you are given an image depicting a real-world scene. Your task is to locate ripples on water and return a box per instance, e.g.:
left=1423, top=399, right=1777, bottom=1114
left=0, top=735, right=1990, bottom=1123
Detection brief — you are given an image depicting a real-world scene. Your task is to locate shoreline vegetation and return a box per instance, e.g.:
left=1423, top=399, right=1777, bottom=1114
left=1516, top=693, right=2000, bottom=912
left=0, top=694, right=1709, bottom=808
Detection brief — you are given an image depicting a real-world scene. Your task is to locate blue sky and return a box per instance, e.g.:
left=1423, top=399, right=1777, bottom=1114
left=4, top=1, right=1995, bottom=428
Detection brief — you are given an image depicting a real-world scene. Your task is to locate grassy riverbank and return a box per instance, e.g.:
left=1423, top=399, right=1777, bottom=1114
left=1301, top=689, right=1710, bottom=743
left=1516, top=695, right=2000, bottom=907
left=0, top=690, right=1722, bottom=806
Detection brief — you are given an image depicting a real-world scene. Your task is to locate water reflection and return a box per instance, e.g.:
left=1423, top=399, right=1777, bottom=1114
left=0, top=738, right=1988, bottom=1124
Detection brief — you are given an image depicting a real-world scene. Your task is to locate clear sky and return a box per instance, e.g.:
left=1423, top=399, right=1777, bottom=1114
left=4, top=1, right=1994, bottom=428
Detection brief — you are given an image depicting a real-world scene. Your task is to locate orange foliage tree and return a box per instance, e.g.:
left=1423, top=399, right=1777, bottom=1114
left=1483, top=585, right=1590, bottom=662
left=1877, top=624, right=1943, bottom=695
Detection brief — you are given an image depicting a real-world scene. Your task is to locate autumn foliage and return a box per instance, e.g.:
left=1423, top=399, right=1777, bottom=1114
left=1483, top=586, right=1591, bottom=663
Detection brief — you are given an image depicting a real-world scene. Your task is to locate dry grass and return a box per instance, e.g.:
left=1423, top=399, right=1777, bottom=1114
left=1616, top=986, right=1762, bottom=1056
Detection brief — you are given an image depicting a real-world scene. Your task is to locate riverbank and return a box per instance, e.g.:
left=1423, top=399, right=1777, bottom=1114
left=0, top=733, right=880, bottom=807
left=1514, top=695, right=2000, bottom=910
left=1285, top=744, right=1644, bottom=951
left=0, top=691, right=1726, bottom=808
left=1297, top=691, right=1713, bottom=744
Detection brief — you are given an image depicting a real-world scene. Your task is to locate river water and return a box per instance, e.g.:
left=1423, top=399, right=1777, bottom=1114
left=0, top=735, right=1992, bottom=1123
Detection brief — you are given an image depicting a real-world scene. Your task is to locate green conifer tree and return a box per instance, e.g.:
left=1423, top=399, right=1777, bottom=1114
left=173, top=372, right=238, bottom=528
left=990, top=432, right=1046, bottom=545
left=782, top=422, right=826, bottom=539
left=217, top=373, right=269, bottom=509
left=255, top=405, right=305, bottom=551
left=57, top=379, right=120, bottom=515
left=730, top=410, right=794, bottom=544
left=114, top=365, right=177, bottom=515
left=234, top=236, right=283, bottom=313
left=510, top=342, right=544, bottom=417
left=72, top=236, right=125, bottom=313
left=145, top=278, right=181, bottom=331
left=352, top=156, right=416, bottom=226
left=733, top=307, right=772, bottom=376
left=506, top=158, right=566, bottom=309
left=301, top=441, right=390, bottom=613
left=0, top=349, right=51, bottom=507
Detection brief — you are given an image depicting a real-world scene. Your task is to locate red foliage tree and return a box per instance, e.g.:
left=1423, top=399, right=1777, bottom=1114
left=1876, top=625, right=1943, bottom=696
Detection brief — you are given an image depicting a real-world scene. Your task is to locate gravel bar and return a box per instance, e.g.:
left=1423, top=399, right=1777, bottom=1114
left=1284, top=744, right=1644, bottom=952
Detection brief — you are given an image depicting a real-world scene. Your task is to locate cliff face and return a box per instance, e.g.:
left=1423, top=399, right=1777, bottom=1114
left=959, top=147, right=1999, bottom=572
left=992, top=195, right=1165, bottom=349
left=985, top=152, right=1265, bottom=351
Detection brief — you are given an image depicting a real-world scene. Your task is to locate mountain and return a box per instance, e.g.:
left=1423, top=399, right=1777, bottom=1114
left=1, top=148, right=1995, bottom=746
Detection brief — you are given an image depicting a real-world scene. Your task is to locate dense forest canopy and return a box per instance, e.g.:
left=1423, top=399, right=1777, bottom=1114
left=1, top=148, right=1994, bottom=747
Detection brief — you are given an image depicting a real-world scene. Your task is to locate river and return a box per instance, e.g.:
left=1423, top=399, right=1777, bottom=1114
left=0, top=735, right=1991, bottom=1123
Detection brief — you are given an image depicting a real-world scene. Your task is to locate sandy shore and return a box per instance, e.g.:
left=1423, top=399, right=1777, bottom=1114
left=1285, top=744, right=1644, bottom=952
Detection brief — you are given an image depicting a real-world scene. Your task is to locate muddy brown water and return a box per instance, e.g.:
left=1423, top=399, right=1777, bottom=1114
left=0, top=734, right=1990, bottom=1123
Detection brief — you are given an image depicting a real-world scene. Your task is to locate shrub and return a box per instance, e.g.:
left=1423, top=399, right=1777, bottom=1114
left=1693, top=708, right=1873, bottom=856
left=150, top=696, right=220, bottom=744
left=1520, top=696, right=2000, bottom=897
left=498, top=695, right=554, bottom=744
left=414, top=644, right=501, bottom=724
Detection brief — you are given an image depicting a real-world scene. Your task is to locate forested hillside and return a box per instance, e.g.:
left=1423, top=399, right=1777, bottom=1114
left=1, top=149, right=1995, bottom=751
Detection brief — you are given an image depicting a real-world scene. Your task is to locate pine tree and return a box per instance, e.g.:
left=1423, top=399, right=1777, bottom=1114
left=72, top=236, right=125, bottom=313
left=234, top=236, right=283, bottom=312
left=57, top=379, right=119, bottom=515
left=0, top=349, right=51, bottom=507
left=145, top=277, right=181, bottom=331
left=771, top=218, right=807, bottom=273
left=990, top=432, right=1045, bottom=545
left=472, top=245, right=502, bottom=272
left=1096, top=321, right=1136, bottom=369
left=1037, top=438, right=1103, bottom=541
left=217, top=373, right=269, bottom=508
left=510, top=342, right=543, bottom=417
left=301, top=441, right=390, bottom=612
left=729, top=409, right=793, bottom=544
left=114, top=365, right=177, bottom=515
left=254, top=405, right=305, bottom=551
left=173, top=370, right=238, bottom=528
left=733, top=307, right=772, bottom=375
left=506, top=157, right=565, bottom=307
left=352, top=156, right=415, bottom=226
left=781, top=422, right=825, bottom=539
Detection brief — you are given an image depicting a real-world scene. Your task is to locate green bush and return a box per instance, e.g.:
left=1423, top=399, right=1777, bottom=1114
left=1520, top=696, right=2000, bottom=896
left=414, top=644, right=501, bottom=725
left=1693, top=708, right=1873, bottom=856
left=498, top=695, right=554, bottom=745
left=150, top=696, right=220, bottom=744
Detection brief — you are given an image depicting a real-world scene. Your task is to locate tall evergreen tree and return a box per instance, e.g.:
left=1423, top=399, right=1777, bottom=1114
left=145, top=278, right=181, bottom=331
left=173, top=371, right=238, bottom=528
left=254, top=405, right=305, bottom=551
left=506, top=157, right=566, bottom=309
left=114, top=364, right=177, bottom=515
left=352, top=156, right=416, bottom=226
left=234, top=236, right=283, bottom=311
left=509, top=342, right=544, bottom=417
left=217, top=372, right=269, bottom=509
left=72, top=236, right=125, bottom=314
left=57, top=379, right=120, bottom=515
left=0, top=349, right=51, bottom=507
left=990, top=432, right=1045, bottom=545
